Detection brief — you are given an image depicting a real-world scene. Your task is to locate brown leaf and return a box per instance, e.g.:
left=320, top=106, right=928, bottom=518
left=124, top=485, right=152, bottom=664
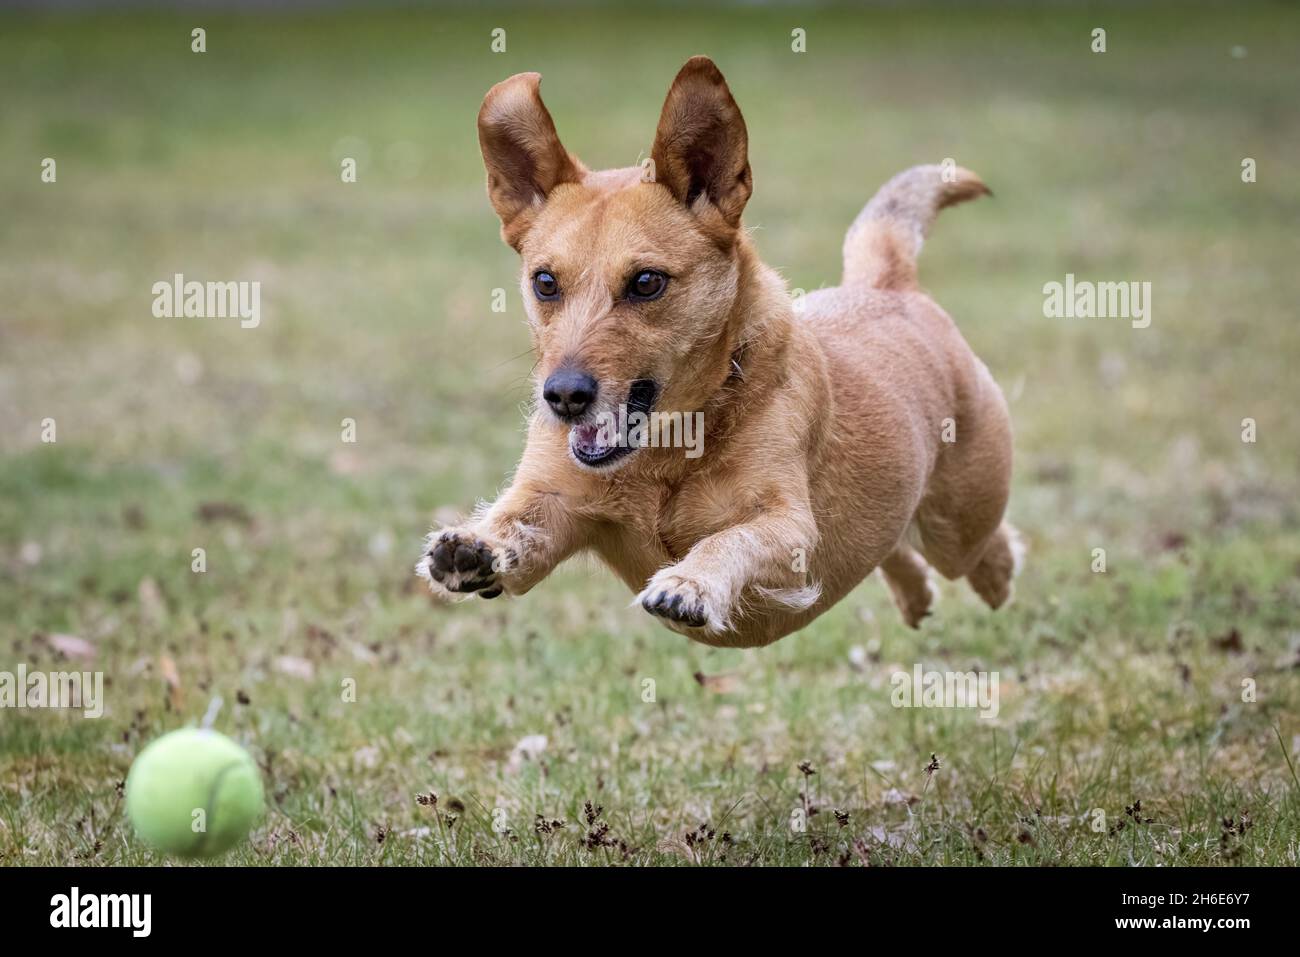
left=44, top=633, right=96, bottom=661
left=196, top=501, right=252, bottom=525
left=1211, top=627, right=1243, bottom=654
left=1160, top=531, right=1188, bottom=551
left=159, top=654, right=183, bottom=711
left=275, top=655, right=315, bottom=680
left=693, top=671, right=739, bottom=694
left=328, top=450, right=365, bottom=476
left=882, top=787, right=920, bottom=807
left=137, top=577, right=166, bottom=626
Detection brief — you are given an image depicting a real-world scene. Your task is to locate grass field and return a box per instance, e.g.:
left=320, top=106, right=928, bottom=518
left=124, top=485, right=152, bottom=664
left=2, top=2, right=1299, bottom=866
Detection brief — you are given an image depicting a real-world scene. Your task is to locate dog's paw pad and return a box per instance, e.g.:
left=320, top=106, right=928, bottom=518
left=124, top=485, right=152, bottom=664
left=636, top=573, right=726, bottom=633
left=420, top=531, right=510, bottom=597
left=641, top=589, right=708, bottom=628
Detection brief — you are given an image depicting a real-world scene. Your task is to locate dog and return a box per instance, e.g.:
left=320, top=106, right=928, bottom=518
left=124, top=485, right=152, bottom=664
left=417, top=56, right=1020, bottom=649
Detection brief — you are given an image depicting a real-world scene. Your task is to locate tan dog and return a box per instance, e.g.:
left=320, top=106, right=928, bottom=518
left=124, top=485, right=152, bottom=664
left=417, top=56, right=1020, bottom=649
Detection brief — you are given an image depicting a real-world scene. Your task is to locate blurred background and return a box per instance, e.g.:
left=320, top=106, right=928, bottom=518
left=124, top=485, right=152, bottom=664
left=2, top=2, right=1298, bottom=865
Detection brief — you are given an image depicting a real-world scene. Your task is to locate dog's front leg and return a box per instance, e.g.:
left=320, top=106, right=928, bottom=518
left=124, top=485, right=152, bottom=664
left=417, top=438, right=582, bottom=601
left=637, top=488, right=818, bottom=638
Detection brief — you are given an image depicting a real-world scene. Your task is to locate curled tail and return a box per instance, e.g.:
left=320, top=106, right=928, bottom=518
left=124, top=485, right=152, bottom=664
left=841, top=164, right=990, bottom=290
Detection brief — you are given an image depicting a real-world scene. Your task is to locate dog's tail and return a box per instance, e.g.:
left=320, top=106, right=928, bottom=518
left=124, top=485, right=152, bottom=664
left=841, top=164, right=990, bottom=291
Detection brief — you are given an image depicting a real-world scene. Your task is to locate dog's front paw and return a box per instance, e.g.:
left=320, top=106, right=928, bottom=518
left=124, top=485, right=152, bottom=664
left=636, top=570, right=730, bottom=635
left=417, top=529, right=514, bottom=599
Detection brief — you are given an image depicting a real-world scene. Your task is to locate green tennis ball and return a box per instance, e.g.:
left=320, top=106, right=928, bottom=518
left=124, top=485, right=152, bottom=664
left=125, top=728, right=263, bottom=858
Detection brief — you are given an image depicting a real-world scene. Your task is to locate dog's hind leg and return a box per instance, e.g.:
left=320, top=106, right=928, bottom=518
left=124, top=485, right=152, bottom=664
left=909, top=352, right=1016, bottom=605
left=879, top=544, right=938, bottom=628
left=965, top=522, right=1024, bottom=610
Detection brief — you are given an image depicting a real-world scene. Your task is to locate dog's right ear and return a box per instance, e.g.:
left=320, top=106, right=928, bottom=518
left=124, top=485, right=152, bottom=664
left=477, top=72, right=584, bottom=250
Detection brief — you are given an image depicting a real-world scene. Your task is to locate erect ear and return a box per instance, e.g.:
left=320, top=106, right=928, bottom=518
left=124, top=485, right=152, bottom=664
left=477, top=72, right=585, bottom=249
left=650, top=56, right=752, bottom=234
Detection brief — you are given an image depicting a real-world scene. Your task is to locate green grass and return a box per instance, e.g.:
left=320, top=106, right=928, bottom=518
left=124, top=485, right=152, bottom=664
left=2, top=2, right=1299, bottom=866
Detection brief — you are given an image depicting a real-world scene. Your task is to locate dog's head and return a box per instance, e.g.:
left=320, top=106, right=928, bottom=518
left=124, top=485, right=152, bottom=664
left=477, top=56, right=753, bottom=472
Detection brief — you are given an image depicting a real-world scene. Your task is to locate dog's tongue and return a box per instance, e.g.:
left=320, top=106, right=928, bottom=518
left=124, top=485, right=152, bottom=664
left=571, top=423, right=610, bottom=457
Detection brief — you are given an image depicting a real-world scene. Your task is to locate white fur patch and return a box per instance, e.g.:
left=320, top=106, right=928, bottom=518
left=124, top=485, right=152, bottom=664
left=1005, top=524, right=1027, bottom=576
left=754, top=582, right=822, bottom=612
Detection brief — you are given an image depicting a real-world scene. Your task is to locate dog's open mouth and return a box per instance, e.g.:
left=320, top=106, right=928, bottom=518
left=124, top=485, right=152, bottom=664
left=569, top=378, right=658, bottom=468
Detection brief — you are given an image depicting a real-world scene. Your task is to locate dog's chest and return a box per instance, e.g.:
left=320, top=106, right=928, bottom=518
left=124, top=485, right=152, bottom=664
left=594, top=471, right=748, bottom=584
left=654, top=474, right=752, bottom=559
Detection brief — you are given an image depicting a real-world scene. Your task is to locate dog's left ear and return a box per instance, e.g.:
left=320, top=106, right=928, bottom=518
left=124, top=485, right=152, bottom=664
left=650, top=56, right=752, bottom=235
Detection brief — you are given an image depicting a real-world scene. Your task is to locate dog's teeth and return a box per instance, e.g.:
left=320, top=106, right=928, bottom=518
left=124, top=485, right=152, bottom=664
left=570, top=422, right=610, bottom=457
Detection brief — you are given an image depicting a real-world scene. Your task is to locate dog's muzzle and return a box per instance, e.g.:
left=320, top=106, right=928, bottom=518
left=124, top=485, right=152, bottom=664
left=569, top=378, right=658, bottom=468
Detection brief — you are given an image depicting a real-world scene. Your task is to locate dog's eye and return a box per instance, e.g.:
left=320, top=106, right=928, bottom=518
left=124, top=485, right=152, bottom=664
left=532, top=271, right=560, bottom=300
left=627, top=270, right=668, bottom=302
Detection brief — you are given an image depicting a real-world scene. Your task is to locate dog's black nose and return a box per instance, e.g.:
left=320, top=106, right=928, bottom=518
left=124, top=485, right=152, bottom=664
left=543, top=368, right=597, bottom=419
